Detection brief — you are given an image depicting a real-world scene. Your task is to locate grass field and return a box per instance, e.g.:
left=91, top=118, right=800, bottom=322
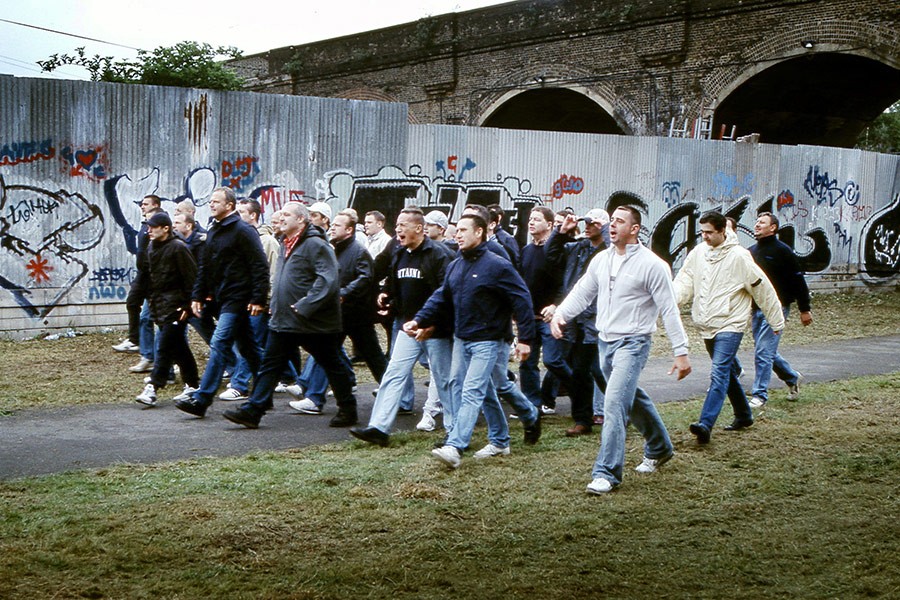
left=0, top=374, right=898, bottom=598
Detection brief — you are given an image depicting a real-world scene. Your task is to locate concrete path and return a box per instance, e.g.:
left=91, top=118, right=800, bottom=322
left=1, top=335, right=898, bottom=480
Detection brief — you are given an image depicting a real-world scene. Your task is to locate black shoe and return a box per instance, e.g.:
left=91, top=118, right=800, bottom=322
left=350, top=426, right=390, bottom=447
left=174, top=397, right=208, bottom=418
left=723, top=419, right=753, bottom=431
left=329, top=411, right=358, bottom=428
left=397, top=408, right=414, bottom=416
left=690, top=422, right=711, bottom=444
left=523, top=415, right=542, bottom=445
left=222, top=407, right=261, bottom=429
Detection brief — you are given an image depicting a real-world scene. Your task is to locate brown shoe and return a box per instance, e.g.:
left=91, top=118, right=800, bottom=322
left=592, top=415, right=604, bottom=426
left=566, top=424, right=593, bottom=437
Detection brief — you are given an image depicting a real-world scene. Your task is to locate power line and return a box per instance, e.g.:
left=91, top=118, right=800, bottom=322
left=0, top=18, right=143, bottom=51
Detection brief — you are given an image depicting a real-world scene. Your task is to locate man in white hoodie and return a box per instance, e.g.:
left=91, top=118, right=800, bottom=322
left=552, top=205, right=692, bottom=495
left=674, top=211, right=784, bottom=444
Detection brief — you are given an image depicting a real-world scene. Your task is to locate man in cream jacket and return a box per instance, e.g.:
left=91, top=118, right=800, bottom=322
left=674, top=211, right=784, bottom=444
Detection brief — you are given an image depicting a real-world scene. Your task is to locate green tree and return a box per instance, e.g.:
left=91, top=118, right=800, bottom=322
left=856, top=101, right=900, bottom=153
left=38, top=41, right=245, bottom=91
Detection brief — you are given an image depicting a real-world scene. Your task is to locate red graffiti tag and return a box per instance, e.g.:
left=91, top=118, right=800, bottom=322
left=26, top=254, right=53, bottom=283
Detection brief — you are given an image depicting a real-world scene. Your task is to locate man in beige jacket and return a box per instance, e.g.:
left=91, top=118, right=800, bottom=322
left=674, top=211, right=784, bottom=444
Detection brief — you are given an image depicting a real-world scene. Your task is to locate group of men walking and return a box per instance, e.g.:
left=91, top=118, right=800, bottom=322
left=119, top=190, right=812, bottom=494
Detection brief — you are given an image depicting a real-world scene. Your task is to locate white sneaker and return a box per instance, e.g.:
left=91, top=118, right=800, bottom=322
left=634, top=452, right=674, bottom=474
left=172, top=384, right=197, bottom=402
left=135, top=383, right=157, bottom=406
left=787, top=373, right=803, bottom=401
left=748, top=395, right=766, bottom=408
left=586, top=478, right=614, bottom=494
left=285, top=384, right=304, bottom=397
left=129, top=358, right=154, bottom=373
left=431, top=445, right=461, bottom=469
left=327, top=385, right=358, bottom=396
left=113, top=339, right=140, bottom=353
left=416, top=412, right=437, bottom=432
left=289, top=398, right=323, bottom=414
left=540, top=405, right=556, bottom=415
left=274, top=382, right=289, bottom=393
left=218, top=388, right=247, bottom=401
left=144, top=375, right=175, bottom=385
left=473, top=444, right=510, bottom=459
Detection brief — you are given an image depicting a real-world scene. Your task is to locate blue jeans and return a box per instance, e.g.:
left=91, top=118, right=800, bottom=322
left=301, top=347, right=357, bottom=408
left=699, top=332, right=752, bottom=429
left=194, top=311, right=260, bottom=406
left=368, top=329, right=452, bottom=434
left=751, top=307, right=799, bottom=401
left=230, top=313, right=269, bottom=394
left=139, top=300, right=155, bottom=360
left=481, top=340, right=538, bottom=448
left=390, top=320, right=416, bottom=412
left=519, top=320, right=573, bottom=408
left=446, top=339, right=501, bottom=450
left=592, top=336, right=673, bottom=485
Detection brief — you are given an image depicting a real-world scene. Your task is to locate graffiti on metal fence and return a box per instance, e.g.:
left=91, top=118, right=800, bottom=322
left=0, top=139, right=55, bottom=167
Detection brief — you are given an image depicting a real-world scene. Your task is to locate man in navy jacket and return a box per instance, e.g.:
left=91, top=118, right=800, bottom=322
left=407, top=213, right=537, bottom=469
left=174, top=187, right=268, bottom=419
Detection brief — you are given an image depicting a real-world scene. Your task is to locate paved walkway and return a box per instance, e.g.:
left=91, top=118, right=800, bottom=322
left=1, top=335, right=898, bottom=480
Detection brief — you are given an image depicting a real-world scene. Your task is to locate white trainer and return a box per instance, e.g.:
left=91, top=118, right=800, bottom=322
left=289, top=398, right=323, bottom=414
left=284, top=384, right=304, bottom=398
left=416, top=413, right=437, bottom=432
left=634, top=452, right=674, bottom=474
left=431, top=445, right=461, bottom=469
left=129, top=358, right=154, bottom=373
left=218, top=388, right=247, bottom=401
left=787, top=373, right=803, bottom=401
left=135, top=384, right=157, bottom=406
left=113, top=339, right=140, bottom=353
left=748, top=395, right=766, bottom=408
left=172, top=384, right=197, bottom=402
left=473, top=444, right=511, bottom=459
left=586, top=478, right=614, bottom=494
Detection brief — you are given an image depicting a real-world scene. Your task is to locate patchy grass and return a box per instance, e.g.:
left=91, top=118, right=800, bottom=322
left=0, top=374, right=898, bottom=598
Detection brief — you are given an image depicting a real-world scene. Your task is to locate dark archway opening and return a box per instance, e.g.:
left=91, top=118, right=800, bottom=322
left=482, top=88, right=626, bottom=134
left=714, top=53, right=900, bottom=148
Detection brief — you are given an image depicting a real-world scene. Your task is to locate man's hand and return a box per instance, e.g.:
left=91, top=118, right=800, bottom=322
left=402, top=320, right=419, bottom=337
left=800, top=310, right=813, bottom=326
left=550, top=313, right=566, bottom=339
left=248, top=303, right=264, bottom=316
left=414, top=325, right=435, bottom=342
left=667, top=354, right=692, bottom=380
left=514, top=342, right=531, bottom=362
left=191, top=300, right=203, bottom=318
left=560, top=213, right=578, bottom=234
left=540, top=304, right=556, bottom=323
left=377, top=293, right=390, bottom=310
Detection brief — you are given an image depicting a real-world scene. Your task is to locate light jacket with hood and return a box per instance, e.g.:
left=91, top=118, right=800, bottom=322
left=673, top=230, right=785, bottom=339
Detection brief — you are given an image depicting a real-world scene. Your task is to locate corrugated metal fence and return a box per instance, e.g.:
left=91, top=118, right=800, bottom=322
left=1, top=77, right=898, bottom=338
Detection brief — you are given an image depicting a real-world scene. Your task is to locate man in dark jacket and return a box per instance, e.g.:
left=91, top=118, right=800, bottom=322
left=222, top=201, right=359, bottom=428
left=748, top=212, right=812, bottom=407
left=545, top=208, right=610, bottom=435
left=407, top=213, right=537, bottom=469
left=135, top=212, right=200, bottom=406
left=174, top=187, right=269, bottom=419
left=349, top=207, right=455, bottom=446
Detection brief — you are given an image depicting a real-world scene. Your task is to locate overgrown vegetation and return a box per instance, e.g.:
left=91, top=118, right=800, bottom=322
left=38, top=41, right=245, bottom=90
left=0, top=374, right=897, bottom=598
left=856, top=100, right=900, bottom=153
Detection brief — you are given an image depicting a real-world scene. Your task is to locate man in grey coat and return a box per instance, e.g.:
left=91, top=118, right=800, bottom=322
left=222, top=202, right=359, bottom=429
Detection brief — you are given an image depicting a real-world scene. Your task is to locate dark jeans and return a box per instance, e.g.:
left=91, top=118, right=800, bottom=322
left=570, top=340, right=605, bottom=427
left=149, top=320, right=199, bottom=389
left=344, top=323, right=388, bottom=383
left=125, top=284, right=146, bottom=345
left=241, top=330, right=357, bottom=417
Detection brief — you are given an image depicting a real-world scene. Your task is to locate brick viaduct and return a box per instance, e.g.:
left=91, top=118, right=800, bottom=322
left=230, top=0, right=900, bottom=148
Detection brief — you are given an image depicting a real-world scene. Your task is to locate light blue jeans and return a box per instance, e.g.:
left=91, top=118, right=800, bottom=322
left=699, top=331, right=752, bottom=429
left=367, top=329, right=452, bottom=434
left=194, top=311, right=259, bottom=406
left=446, top=338, right=501, bottom=451
left=751, top=307, right=800, bottom=401
left=139, top=300, right=155, bottom=360
left=481, top=340, right=539, bottom=448
left=592, top=335, right=673, bottom=485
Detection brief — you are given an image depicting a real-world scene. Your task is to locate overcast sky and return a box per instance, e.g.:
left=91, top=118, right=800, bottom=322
left=0, top=0, right=508, bottom=81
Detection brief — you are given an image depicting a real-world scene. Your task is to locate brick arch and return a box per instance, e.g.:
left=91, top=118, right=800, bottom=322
left=471, top=64, right=640, bottom=135
left=336, top=88, right=420, bottom=123
left=702, top=20, right=900, bottom=110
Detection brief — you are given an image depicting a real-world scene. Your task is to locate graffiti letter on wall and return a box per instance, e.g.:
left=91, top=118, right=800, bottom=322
left=435, top=156, right=477, bottom=181
left=60, top=145, right=108, bottom=181
left=803, top=165, right=858, bottom=207
left=221, top=155, right=260, bottom=192
left=552, top=174, right=585, bottom=200
left=0, top=139, right=56, bottom=166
